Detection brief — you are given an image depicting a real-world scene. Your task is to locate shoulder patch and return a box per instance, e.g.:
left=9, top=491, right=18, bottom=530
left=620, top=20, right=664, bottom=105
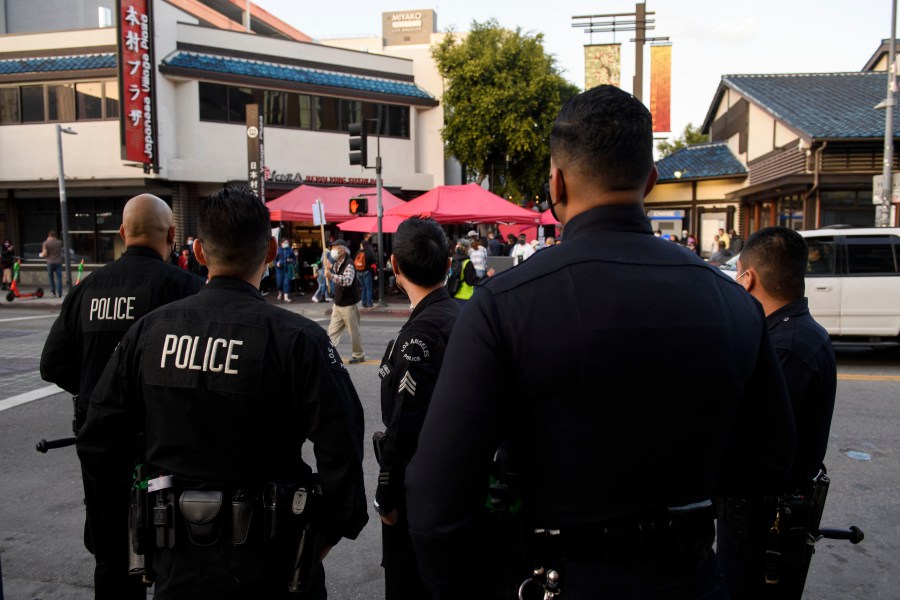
left=398, top=337, right=430, bottom=363
left=398, top=371, right=417, bottom=396
left=325, top=340, right=347, bottom=372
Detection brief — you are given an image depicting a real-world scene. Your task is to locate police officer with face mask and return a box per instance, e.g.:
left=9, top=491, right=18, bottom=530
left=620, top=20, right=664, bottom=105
left=41, top=193, right=204, bottom=600
left=77, top=187, right=368, bottom=599
left=405, top=86, right=796, bottom=599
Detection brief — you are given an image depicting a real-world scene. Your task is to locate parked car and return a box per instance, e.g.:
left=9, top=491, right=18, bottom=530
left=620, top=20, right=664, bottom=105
left=21, top=243, right=86, bottom=264
left=720, top=227, right=900, bottom=347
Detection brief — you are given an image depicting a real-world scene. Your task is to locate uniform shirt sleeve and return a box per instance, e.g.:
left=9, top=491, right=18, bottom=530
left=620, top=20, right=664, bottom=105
left=40, top=289, right=82, bottom=395
left=76, top=328, right=143, bottom=485
left=376, top=326, right=444, bottom=513
left=405, top=290, right=507, bottom=592
left=718, top=320, right=797, bottom=496
left=295, top=331, right=368, bottom=544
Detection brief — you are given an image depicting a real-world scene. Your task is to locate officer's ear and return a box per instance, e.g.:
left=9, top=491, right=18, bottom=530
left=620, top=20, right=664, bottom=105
left=264, top=236, right=277, bottom=263
left=119, top=224, right=126, bottom=243
left=166, top=225, right=176, bottom=247
left=193, top=239, right=207, bottom=266
left=643, top=165, right=659, bottom=198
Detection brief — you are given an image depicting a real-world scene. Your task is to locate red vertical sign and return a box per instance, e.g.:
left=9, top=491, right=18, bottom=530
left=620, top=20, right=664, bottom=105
left=118, top=0, right=156, bottom=167
left=650, top=44, right=672, bottom=133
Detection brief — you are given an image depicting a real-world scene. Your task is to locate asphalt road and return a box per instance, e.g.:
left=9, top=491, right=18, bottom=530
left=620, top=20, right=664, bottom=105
left=1, top=301, right=898, bottom=599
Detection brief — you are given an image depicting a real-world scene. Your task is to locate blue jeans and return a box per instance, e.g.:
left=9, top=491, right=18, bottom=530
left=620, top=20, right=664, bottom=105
left=47, top=263, right=62, bottom=295
left=275, top=268, right=292, bottom=295
left=358, top=270, right=373, bottom=307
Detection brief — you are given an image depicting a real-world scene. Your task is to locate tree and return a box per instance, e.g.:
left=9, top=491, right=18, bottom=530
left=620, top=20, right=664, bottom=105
left=433, top=20, right=580, bottom=202
left=656, top=122, right=708, bottom=158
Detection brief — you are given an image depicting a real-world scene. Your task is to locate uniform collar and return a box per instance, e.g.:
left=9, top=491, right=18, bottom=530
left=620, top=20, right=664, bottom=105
left=561, top=203, right=653, bottom=242
left=766, top=297, right=809, bottom=329
left=122, top=246, right=165, bottom=260
left=409, top=286, right=452, bottom=320
left=205, top=276, right=262, bottom=299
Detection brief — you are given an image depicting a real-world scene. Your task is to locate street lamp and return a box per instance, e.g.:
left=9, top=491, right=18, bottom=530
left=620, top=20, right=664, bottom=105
left=56, top=124, right=77, bottom=293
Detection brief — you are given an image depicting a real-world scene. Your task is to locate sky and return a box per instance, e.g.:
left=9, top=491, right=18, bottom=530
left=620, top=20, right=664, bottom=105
left=253, top=0, right=893, bottom=142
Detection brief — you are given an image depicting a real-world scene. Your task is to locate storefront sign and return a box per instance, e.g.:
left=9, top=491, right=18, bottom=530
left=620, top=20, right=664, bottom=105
left=247, top=104, right=265, bottom=201
left=647, top=209, right=685, bottom=219
left=383, top=10, right=435, bottom=46
left=263, top=171, right=376, bottom=186
left=117, top=0, right=158, bottom=171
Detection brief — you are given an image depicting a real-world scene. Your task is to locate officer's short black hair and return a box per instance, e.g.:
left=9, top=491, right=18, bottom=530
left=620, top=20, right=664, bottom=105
left=392, top=217, right=449, bottom=287
left=550, top=85, right=653, bottom=192
left=198, top=186, right=270, bottom=276
left=740, top=226, right=807, bottom=302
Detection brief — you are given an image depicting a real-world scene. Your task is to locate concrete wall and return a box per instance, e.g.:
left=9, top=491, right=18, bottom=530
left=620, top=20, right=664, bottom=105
left=747, top=102, right=775, bottom=161
left=697, top=179, right=743, bottom=200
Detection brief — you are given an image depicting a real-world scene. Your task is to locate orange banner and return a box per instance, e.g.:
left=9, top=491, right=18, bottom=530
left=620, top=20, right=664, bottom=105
left=650, top=44, right=672, bottom=133
left=584, top=44, right=621, bottom=90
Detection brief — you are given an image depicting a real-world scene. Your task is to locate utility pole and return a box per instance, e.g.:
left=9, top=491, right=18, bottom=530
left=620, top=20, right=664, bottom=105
left=878, top=1, right=897, bottom=227
left=572, top=2, right=667, bottom=101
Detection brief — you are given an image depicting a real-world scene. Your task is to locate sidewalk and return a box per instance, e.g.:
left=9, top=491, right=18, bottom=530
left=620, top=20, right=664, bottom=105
left=1, top=284, right=413, bottom=319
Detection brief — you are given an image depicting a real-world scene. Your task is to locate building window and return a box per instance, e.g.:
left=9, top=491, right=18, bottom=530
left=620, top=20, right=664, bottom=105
left=199, top=81, right=228, bottom=121
left=0, top=81, right=118, bottom=124
left=21, top=86, right=45, bottom=122
left=76, top=82, right=104, bottom=120
left=821, top=191, right=875, bottom=227
left=264, top=90, right=287, bottom=126
left=316, top=96, right=339, bottom=131
left=0, top=88, right=20, bottom=124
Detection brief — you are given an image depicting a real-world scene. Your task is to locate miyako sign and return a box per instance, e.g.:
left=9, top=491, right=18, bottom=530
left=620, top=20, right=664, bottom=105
left=382, top=9, right=435, bottom=46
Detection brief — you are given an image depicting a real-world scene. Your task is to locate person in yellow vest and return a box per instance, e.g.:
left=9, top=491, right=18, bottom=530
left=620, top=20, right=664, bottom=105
left=447, top=239, right=493, bottom=305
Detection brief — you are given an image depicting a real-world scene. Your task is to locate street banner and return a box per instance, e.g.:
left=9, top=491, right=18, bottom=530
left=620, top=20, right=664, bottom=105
left=584, top=44, right=621, bottom=90
left=117, top=0, right=158, bottom=170
left=247, top=104, right=265, bottom=202
left=650, top=44, right=672, bottom=133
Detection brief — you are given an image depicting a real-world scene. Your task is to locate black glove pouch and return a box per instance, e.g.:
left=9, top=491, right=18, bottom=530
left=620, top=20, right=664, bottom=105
left=179, top=490, right=223, bottom=547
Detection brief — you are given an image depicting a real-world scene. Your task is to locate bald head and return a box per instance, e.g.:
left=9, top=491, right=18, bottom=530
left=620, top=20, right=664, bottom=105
left=120, top=194, right=175, bottom=259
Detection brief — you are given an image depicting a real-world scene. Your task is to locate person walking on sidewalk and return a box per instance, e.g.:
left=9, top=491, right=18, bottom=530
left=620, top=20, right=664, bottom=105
left=274, top=237, right=296, bottom=302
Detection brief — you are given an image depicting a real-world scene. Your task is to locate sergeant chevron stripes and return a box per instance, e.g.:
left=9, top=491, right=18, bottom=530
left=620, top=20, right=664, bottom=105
left=398, top=372, right=417, bottom=396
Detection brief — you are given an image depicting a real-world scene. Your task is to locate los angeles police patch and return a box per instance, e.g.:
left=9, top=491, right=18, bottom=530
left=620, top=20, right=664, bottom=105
left=399, top=337, right=429, bottom=363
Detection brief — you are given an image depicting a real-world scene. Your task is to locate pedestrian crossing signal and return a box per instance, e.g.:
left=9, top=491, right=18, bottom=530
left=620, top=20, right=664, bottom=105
left=349, top=196, right=368, bottom=216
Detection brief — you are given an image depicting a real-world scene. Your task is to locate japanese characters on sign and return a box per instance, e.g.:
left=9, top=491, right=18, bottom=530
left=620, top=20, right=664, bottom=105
left=247, top=104, right=265, bottom=202
left=118, top=0, right=156, bottom=168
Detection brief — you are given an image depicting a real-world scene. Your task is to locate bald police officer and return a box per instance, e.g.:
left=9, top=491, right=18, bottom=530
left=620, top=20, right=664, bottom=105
left=405, top=85, right=796, bottom=599
left=41, top=193, right=204, bottom=599
left=77, top=186, right=368, bottom=598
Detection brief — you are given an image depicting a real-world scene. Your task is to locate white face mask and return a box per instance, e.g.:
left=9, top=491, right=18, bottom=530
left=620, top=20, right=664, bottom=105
left=282, top=242, right=290, bottom=248
left=330, top=249, right=340, bottom=260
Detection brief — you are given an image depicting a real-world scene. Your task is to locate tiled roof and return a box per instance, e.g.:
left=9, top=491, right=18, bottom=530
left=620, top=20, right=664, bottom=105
left=0, top=53, right=116, bottom=75
left=723, top=72, right=899, bottom=139
left=161, top=51, right=435, bottom=102
left=656, top=142, right=747, bottom=182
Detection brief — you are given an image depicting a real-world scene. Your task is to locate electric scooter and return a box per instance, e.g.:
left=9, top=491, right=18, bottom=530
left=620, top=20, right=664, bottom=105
left=5, top=260, right=44, bottom=302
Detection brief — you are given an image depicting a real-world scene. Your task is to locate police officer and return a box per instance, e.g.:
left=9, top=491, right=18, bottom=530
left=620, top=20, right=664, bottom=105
left=372, top=217, right=459, bottom=599
left=720, top=226, right=837, bottom=598
left=77, top=187, right=368, bottom=598
left=40, top=193, right=204, bottom=600
left=405, top=85, right=797, bottom=599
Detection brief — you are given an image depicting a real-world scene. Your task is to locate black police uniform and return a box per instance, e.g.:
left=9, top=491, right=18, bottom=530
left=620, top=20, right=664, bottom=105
left=40, top=245, right=204, bottom=600
left=718, top=297, right=836, bottom=599
left=77, top=276, right=368, bottom=599
left=375, top=287, right=459, bottom=599
left=405, top=204, right=797, bottom=600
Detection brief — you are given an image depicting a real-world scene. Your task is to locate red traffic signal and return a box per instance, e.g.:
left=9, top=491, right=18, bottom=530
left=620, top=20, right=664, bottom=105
left=349, top=196, right=368, bottom=216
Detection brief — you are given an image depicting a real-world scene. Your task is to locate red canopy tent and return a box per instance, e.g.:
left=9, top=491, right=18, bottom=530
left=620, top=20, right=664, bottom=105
left=337, top=215, right=408, bottom=234
left=266, top=185, right=405, bottom=222
left=499, top=210, right=560, bottom=242
left=384, top=183, right=541, bottom=225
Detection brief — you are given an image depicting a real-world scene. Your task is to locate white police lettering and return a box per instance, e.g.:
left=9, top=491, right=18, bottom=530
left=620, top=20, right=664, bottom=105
left=400, top=338, right=429, bottom=362
left=89, top=297, right=136, bottom=321
left=160, top=334, right=243, bottom=374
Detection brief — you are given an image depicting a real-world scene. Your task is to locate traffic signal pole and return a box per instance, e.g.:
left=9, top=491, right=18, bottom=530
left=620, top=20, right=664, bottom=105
left=349, top=119, right=386, bottom=306
left=376, top=145, right=386, bottom=307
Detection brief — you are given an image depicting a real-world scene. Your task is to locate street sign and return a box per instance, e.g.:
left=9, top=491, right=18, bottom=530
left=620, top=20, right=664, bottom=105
left=871, top=174, right=900, bottom=205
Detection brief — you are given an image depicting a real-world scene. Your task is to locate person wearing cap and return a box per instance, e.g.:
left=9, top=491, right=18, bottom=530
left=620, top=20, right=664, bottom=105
left=509, top=234, right=535, bottom=264
left=325, top=238, right=366, bottom=363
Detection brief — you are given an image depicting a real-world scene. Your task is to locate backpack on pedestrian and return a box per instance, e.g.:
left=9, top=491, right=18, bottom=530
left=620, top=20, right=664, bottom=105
left=446, top=256, right=464, bottom=295
left=354, top=250, right=366, bottom=271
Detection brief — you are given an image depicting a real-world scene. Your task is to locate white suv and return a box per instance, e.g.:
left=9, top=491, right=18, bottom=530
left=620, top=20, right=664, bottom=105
left=801, top=227, right=900, bottom=347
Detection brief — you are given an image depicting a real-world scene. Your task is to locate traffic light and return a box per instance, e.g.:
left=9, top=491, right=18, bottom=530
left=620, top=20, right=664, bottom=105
left=348, top=122, right=367, bottom=166
left=349, top=196, right=368, bottom=216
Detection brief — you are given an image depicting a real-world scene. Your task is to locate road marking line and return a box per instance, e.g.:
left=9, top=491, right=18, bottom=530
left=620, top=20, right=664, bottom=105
left=0, top=314, right=56, bottom=323
left=838, top=374, right=900, bottom=382
left=0, top=384, right=65, bottom=412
